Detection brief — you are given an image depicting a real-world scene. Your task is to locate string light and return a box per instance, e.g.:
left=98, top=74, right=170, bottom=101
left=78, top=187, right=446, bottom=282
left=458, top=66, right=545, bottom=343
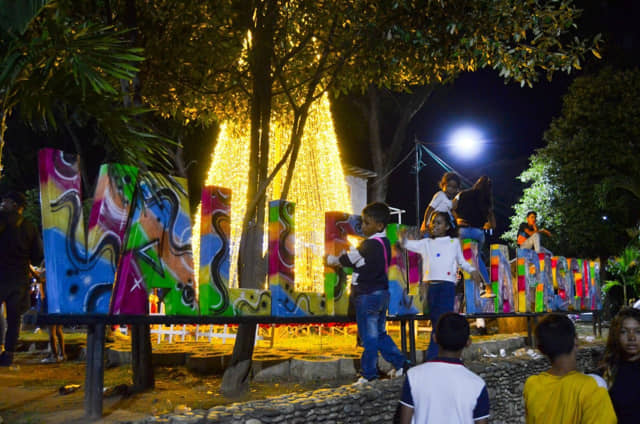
left=193, top=94, right=352, bottom=293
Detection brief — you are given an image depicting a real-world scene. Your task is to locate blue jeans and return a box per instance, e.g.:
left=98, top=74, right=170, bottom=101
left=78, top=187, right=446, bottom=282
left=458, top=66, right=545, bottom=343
left=457, top=227, right=490, bottom=283
left=425, top=282, right=456, bottom=360
left=355, top=290, right=406, bottom=380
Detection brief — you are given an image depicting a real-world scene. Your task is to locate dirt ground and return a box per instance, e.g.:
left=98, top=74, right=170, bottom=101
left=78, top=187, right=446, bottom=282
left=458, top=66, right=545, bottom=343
left=1, top=320, right=594, bottom=424
left=0, top=323, right=393, bottom=424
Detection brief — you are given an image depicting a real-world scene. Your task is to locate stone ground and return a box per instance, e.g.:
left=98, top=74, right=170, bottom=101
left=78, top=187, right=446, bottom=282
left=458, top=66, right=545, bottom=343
left=0, top=321, right=604, bottom=424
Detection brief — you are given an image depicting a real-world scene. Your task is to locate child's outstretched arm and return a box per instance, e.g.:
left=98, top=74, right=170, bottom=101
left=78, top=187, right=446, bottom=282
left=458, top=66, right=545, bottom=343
left=399, top=228, right=426, bottom=254
left=455, top=242, right=483, bottom=284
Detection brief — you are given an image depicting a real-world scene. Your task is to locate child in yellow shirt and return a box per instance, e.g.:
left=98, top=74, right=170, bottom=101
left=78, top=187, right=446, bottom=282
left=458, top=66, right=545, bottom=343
left=523, top=314, right=616, bottom=424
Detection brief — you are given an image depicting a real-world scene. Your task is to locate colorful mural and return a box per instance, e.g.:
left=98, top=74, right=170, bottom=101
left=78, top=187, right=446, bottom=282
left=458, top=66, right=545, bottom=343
left=462, top=239, right=494, bottom=314
left=269, top=200, right=326, bottom=316
left=551, top=256, right=573, bottom=311
left=110, top=175, right=196, bottom=315
left=38, top=148, right=137, bottom=313
left=490, top=244, right=515, bottom=313
left=38, top=151, right=601, bottom=318
left=324, top=212, right=363, bottom=315
left=386, top=223, right=422, bottom=316
left=198, top=186, right=233, bottom=316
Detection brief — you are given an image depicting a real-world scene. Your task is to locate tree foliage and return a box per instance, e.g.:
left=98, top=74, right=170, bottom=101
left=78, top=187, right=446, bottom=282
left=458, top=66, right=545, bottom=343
left=0, top=1, right=177, bottom=178
left=338, top=0, right=600, bottom=204
left=506, top=67, right=640, bottom=258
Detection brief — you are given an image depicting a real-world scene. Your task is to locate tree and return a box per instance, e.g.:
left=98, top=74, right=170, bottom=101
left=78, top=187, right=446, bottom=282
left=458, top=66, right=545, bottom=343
left=24, top=0, right=598, bottom=393
left=338, top=0, right=600, bottom=204
left=0, top=1, right=177, bottom=181
left=506, top=67, right=640, bottom=258
left=604, top=245, right=640, bottom=307
left=502, top=154, right=561, bottom=252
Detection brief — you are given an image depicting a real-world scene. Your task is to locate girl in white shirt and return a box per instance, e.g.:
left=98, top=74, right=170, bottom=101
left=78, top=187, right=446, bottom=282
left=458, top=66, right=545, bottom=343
left=402, top=212, right=484, bottom=360
left=419, top=172, right=461, bottom=236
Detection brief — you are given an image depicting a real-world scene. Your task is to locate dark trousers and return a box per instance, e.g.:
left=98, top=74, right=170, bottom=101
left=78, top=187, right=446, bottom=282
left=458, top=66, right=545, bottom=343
left=0, top=286, right=29, bottom=352
left=425, top=281, right=456, bottom=360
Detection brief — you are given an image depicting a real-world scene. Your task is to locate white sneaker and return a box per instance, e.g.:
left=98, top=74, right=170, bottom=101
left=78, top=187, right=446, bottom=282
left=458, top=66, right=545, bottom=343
left=353, top=377, right=370, bottom=385
left=388, top=368, right=404, bottom=378
left=41, top=355, right=57, bottom=364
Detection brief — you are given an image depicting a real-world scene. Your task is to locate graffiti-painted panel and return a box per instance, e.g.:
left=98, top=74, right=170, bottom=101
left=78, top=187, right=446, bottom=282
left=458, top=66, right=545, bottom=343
left=516, top=249, right=543, bottom=312
left=39, top=148, right=137, bottom=313
left=111, top=176, right=196, bottom=315
left=567, top=258, right=583, bottom=310
left=324, top=212, right=363, bottom=315
left=463, top=239, right=493, bottom=313
left=268, top=200, right=300, bottom=316
left=589, top=260, right=602, bottom=310
left=228, top=288, right=272, bottom=316
left=490, top=244, right=515, bottom=313
left=537, top=253, right=553, bottom=312
left=387, top=223, right=421, bottom=315
left=199, top=186, right=233, bottom=316
left=551, top=256, right=574, bottom=311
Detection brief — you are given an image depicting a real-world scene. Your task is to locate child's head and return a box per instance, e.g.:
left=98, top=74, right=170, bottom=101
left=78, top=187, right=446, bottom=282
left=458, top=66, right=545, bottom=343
left=429, top=212, right=455, bottom=238
left=361, top=202, right=390, bottom=237
left=439, top=172, right=461, bottom=199
left=526, top=211, right=537, bottom=226
left=606, top=308, right=640, bottom=361
left=535, top=314, right=576, bottom=362
left=435, top=312, right=470, bottom=353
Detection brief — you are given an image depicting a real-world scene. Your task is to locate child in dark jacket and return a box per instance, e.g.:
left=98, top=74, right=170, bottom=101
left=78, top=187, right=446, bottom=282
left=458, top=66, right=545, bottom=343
left=326, top=202, right=407, bottom=383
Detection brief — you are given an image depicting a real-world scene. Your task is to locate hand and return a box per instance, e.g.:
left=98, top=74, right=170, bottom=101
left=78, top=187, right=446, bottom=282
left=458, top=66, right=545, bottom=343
left=325, top=254, right=341, bottom=267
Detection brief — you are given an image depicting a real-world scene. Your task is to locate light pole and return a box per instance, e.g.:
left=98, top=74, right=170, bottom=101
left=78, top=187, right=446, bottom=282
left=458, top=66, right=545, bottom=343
left=413, top=137, right=474, bottom=227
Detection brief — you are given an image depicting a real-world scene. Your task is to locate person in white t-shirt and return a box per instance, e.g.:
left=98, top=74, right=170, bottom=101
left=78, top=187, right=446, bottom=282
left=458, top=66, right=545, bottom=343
left=398, top=312, right=490, bottom=424
left=420, top=172, right=461, bottom=236
left=401, top=212, right=484, bottom=360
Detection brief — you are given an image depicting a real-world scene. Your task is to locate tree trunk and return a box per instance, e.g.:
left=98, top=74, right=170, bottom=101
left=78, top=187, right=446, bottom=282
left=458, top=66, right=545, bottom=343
left=224, top=0, right=277, bottom=395
left=359, top=86, right=434, bottom=203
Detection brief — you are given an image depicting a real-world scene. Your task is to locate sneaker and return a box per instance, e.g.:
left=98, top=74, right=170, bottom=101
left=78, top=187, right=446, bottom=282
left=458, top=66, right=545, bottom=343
left=387, top=367, right=404, bottom=378
left=479, top=283, right=496, bottom=298
left=353, top=377, right=370, bottom=385
left=57, top=354, right=66, bottom=362
left=0, top=351, right=14, bottom=367
left=41, top=354, right=57, bottom=364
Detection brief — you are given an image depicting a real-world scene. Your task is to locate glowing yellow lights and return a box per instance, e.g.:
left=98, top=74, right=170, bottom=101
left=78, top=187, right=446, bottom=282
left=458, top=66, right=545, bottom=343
left=193, top=94, right=352, bottom=292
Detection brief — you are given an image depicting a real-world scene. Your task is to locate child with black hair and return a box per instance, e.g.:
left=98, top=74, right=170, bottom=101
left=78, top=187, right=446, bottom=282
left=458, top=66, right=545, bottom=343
left=524, top=313, right=616, bottom=423
left=420, top=171, right=461, bottom=236
left=601, top=307, right=640, bottom=424
left=401, top=212, right=485, bottom=360
left=326, top=202, right=407, bottom=383
left=398, top=312, right=490, bottom=424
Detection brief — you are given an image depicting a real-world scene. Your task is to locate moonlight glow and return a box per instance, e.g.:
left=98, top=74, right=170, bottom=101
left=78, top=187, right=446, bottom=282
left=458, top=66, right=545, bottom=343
left=448, top=126, right=484, bottom=159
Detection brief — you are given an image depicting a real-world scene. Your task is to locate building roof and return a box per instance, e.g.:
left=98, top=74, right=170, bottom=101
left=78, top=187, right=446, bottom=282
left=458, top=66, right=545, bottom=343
left=344, top=165, right=377, bottom=179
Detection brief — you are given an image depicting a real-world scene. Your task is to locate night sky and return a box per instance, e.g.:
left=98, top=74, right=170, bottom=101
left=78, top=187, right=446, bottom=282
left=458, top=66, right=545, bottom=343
left=335, top=0, right=640, bottom=241
left=335, top=70, right=572, bottom=239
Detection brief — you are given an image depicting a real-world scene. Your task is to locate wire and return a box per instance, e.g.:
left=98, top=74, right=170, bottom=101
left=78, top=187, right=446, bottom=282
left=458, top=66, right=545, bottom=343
left=370, top=147, right=417, bottom=186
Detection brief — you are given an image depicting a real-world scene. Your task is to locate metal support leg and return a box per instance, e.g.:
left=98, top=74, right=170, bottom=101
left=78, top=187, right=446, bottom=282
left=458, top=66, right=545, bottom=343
left=400, top=319, right=407, bottom=354
left=84, top=323, right=105, bottom=419
left=408, top=318, right=416, bottom=365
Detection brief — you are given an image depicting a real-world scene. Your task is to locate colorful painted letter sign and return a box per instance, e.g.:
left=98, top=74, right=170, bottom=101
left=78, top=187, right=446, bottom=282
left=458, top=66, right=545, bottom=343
left=38, top=149, right=600, bottom=318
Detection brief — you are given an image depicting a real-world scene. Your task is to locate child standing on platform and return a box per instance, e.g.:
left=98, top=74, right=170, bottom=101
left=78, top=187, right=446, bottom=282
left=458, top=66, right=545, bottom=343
left=401, top=212, right=484, bottom=360
left=326, top=202, right=407, bottom=383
